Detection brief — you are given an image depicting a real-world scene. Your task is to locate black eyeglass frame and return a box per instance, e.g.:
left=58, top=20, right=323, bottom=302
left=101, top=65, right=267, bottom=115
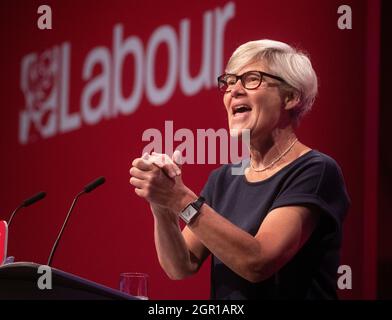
left=217, top=70, right=286, bottom=92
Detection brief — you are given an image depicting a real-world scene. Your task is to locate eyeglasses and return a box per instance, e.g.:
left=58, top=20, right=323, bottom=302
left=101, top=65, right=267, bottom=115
left=217, top=70, right=286, bottom=93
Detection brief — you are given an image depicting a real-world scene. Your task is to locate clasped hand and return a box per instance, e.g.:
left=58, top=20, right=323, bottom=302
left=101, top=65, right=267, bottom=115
left=129, top=151, right=194, bottom=213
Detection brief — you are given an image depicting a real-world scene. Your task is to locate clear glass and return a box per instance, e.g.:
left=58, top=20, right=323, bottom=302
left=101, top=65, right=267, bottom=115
left=119, top=272, right=149, bottom=300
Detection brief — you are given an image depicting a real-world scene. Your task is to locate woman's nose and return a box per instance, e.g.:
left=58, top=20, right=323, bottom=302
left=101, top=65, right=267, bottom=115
left=230, top=79, right=246, bottom=98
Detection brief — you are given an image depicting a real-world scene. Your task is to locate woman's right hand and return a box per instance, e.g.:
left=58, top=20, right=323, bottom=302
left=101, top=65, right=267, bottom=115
left=140, top=150, right=184, bottom=219
left=147, top=151, right=183, bottom=179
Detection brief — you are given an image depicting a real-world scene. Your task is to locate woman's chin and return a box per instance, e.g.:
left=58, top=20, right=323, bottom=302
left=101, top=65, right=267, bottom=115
left=229, top=126, right=252, bottom=138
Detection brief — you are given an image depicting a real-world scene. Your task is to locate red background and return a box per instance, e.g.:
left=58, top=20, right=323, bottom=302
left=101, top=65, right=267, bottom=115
left=0, top=0, right=379, bottom=299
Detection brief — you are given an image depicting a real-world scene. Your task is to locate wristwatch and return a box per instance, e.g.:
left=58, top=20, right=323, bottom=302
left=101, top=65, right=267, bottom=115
left=179, top=196, right=205, bottom=224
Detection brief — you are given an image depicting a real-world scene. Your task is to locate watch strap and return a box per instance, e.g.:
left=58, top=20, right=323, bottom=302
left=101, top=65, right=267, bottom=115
left=179, top=196, right=205, bottom=224
left=191, top=196, right=205, bottom=212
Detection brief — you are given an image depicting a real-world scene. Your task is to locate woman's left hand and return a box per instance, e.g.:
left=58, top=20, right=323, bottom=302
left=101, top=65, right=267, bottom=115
left=129, top=153, right=196, bottom=213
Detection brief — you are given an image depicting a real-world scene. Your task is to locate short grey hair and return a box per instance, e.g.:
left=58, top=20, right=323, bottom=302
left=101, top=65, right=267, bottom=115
left=226, top=39, right=318, bottom=124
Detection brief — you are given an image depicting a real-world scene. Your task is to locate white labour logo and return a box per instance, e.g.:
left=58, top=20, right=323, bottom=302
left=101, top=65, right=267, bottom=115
left=19, top=2, right=236, bottom=144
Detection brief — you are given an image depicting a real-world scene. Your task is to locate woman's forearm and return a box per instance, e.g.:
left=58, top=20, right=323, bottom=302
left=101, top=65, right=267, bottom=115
left=187, top=204, right=268, bottom=283
left=151, top=206, right=198, bottom=280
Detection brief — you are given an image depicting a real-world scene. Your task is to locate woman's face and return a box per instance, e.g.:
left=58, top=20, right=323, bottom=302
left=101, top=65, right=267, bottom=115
left=223, top=61, right=289, bottom=141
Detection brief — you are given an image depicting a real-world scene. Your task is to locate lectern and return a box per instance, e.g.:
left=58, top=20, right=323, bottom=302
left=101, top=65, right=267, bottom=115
left=0, top=262, right=137, bottom=300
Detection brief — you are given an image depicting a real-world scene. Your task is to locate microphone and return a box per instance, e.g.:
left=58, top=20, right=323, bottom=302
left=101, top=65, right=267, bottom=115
left=47, top=176, right=106, bottom=266
left=84, top=176, right=105, bottom=193
left=8, top=191, right=46, bottom=228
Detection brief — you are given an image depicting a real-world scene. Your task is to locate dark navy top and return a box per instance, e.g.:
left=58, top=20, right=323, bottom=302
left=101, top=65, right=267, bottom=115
left=200, top=150, right=350, bottom=300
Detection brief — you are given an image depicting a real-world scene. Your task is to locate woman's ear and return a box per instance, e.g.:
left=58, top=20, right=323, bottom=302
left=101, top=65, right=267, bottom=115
left=284, top=90, right=301, bottom=111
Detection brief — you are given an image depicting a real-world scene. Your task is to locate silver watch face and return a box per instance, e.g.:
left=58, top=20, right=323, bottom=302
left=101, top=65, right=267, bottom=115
left=181, top=205, right=198, bottom=223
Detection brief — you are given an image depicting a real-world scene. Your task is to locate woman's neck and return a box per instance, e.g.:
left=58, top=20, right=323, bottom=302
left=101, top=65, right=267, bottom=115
left=249, top=126, right=297, bottom=169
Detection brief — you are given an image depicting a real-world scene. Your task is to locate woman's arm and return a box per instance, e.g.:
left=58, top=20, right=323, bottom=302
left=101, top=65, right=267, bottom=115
left=185, top=201, right=319, bottom=282
left=150, top=204, right=210, bottom=280
left=130, top=154, right=209, bottom=280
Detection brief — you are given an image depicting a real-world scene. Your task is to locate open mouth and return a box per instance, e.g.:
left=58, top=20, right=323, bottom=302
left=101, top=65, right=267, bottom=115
left=232, top=104, right=252, bottom=116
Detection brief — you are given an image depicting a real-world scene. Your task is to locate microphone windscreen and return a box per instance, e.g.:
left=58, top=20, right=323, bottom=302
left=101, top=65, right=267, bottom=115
left=22, top=191, right=46, bottom=207
left=84, top=176, right=106, bottom=193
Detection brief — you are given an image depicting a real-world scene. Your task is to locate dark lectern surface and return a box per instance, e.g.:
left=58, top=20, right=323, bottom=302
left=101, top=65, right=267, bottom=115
left=0, top=262, right=137, bottom=300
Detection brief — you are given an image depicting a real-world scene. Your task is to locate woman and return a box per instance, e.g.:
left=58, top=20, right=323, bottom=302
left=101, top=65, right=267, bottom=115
left=129, top=40, right=350, bottom=299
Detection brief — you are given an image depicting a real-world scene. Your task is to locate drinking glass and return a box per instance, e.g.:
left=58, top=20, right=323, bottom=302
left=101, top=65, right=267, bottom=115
left=119, top=272, right=149, bottom=300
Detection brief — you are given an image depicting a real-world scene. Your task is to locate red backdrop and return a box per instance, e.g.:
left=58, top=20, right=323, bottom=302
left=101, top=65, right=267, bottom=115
left=0, top=0, right=379, bottom=299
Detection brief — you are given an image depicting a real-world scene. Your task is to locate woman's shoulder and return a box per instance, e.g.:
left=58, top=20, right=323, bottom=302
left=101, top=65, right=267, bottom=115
left=295, top=150, right=346, bottom=177
left=285, top=150, right=350, bottom=205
